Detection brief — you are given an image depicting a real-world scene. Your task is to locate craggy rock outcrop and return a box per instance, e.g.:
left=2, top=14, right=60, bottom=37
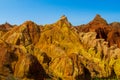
left=0, top=22, right=13, bottom=38
left=0, top=22, right=13, bottom=31
left=0, top=15, right=120, bottom=80
left=107, top=22, right=120, bottom=48
left=0, top=41, right=16, bottom=80
left=76, top=14, right=120, bottom=48
left=0, top=41, right=48, bottom=80
left=49, top=53, right=84, bottom=80
left=79, top=32, right=120, bottom=79
left=1, top=21, right=40, bottom=45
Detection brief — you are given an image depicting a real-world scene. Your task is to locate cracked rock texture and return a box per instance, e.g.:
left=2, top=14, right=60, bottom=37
left=0, top=15, right=120, bottom=80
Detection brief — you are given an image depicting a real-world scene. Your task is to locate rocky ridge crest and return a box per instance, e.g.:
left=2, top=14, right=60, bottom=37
left=0, top=15, right=120, bottom=80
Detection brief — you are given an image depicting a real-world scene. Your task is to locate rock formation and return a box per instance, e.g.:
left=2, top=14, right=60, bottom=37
left=0, top=22, right=13, bottom=38
left=76, top=14, right=120, bottom=48
left=0, top=15, right=120, bottom=80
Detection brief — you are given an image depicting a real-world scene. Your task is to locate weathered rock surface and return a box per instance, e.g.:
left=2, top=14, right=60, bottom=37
left=0, top=22, right=13, bottom=31
left=0, top=15, right=120, bottom=80
left=0, top=22, right=13, bottom=38
left=76, top=14, right=120, bottom=48
left=107, top=22, right=120, bottom=48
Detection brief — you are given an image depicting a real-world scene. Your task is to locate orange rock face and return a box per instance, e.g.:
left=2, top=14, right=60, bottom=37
left=0, top=15, right=120, bottom=80
left=107, top=22, right=120, bottom=48
left=76, top=14, right=120, bottom=48
left=0, top=22, right=13, bottom=31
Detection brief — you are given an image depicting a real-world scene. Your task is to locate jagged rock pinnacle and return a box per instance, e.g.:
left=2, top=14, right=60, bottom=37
left=93, top=14, right=104, bottom=22
left=1, top=14, right=120, bottom=80
left=90, top=14, right=108, bottom=25
left=60, top=15, right=68, bottom=21
left=53, top=15, right=71, bottom=27
left=95, top=14, right=101, bottom=19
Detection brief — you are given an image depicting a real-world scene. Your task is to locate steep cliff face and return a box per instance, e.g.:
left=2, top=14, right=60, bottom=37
left=107, top=22, right=120, bottom=48
left=0, top=21, right=44, bottom=80
left=1, top=21, right=40, bottom=45
left=76, top=15, right=120, bottom=48
left=76, top=15, right=109, bottom=46
left=0, top=15, right=120, bottom=80
left=79, top=32, right=120, bottom=78
left=35, top=16, right=81, bottom=58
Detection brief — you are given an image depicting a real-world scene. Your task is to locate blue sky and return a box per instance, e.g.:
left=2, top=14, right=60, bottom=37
left=0, top=0, right=120, bottom=25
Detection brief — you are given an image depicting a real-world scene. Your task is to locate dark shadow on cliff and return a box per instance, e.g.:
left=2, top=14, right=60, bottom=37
left=26, top=55, right=50, bottom=80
